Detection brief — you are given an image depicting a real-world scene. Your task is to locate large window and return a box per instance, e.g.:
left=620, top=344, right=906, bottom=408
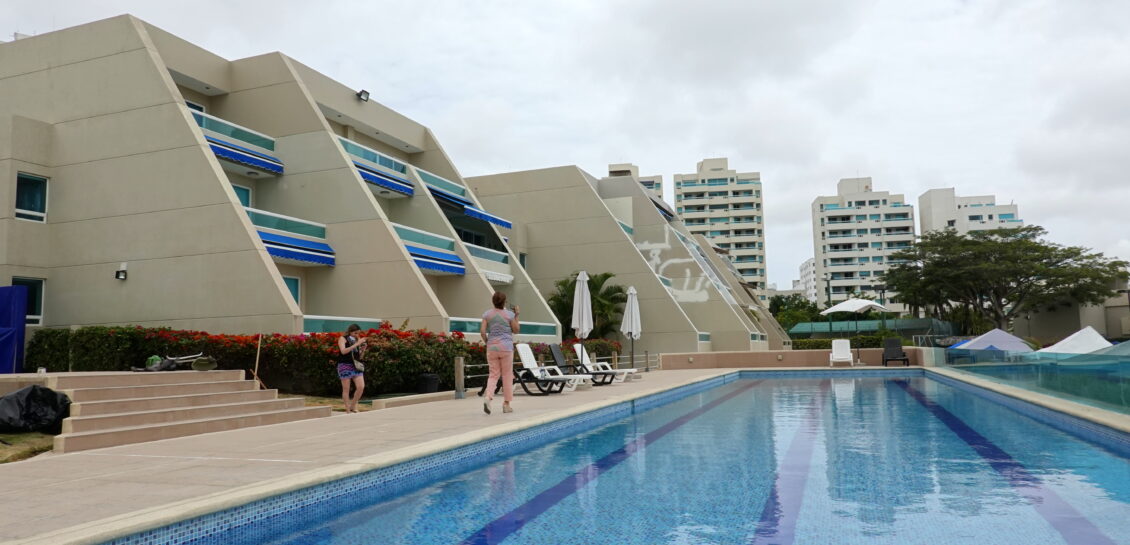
left=231, top=184, right=252, bottom=207
left=11, top=277, right=44, bottom=325
left=282, top=276, right=300, bottom=304
left=15, top=173, right=48, bottom=222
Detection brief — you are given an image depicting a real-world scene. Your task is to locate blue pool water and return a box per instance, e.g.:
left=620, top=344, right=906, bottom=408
left=164, top=375, right=1130, bottom=545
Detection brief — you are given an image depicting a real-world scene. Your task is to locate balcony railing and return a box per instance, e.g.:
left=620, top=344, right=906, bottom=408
left=339, top=137, right=408, bottom=174
left=191, top=111, right=275, bottom=151
left=244, top=207, right=326, bottom=238
left=414, top=167, right=467, bottom=197
left=391, top=223, right=455, bottom=251
left=448, top=318, right=557, bottom=336
left=303, top=316, right=382, bottom=333
left=465, top=243, right=509, bottom=264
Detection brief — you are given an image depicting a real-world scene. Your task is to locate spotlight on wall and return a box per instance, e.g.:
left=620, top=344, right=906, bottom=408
left=356, top=89, right=370, bottom=102
left=115, top=262, right=128, bottom=281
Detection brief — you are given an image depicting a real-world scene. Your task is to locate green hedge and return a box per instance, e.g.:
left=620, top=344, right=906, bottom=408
left=23, top=326, right=624, bottom=397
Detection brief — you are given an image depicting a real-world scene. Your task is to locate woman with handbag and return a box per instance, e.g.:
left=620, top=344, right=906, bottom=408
left=336, top=323, right=367, bottom=413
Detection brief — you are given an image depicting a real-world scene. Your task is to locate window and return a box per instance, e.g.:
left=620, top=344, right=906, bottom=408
left=946, top=220, right=956, bottom=227
left=518, top=253, right=527, bottom=267
left=11, top=277, right=44, bottom=325
left=15, top=173, right=48, bottom=222
left=282, top=276, right=300, bottom=304
left=969, top=215, right=983, bottom=221
left=185, top=101, right=205, bottom=112
left=231, top=184, right=252, bottom=207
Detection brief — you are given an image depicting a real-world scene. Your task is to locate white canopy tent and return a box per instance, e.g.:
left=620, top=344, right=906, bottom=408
left=1036, top=326, right=1112, bottom=354
left=959, top=328, right=1033, bottom=353
left=819, top=298, right=891, bottom=315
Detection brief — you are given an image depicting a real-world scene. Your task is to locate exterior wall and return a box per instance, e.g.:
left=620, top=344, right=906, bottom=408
left=661, top=346, right=927, bottom=369
left=1013, top=289, right=1130, bottom=345
left=694, top=236, right=792, bottom=350
left=673, top=158, right=766, bottom=296
left=0, top=16, right=299, bottom=334
left=811, top=177, right=914, bottom=313
left=1, top=15, right=559, bottom=342
left=470, top=166, right=704, bottom=354
left=918, top=187, right=1023, bottom=234
left=607, top=163, right=662, bottom=199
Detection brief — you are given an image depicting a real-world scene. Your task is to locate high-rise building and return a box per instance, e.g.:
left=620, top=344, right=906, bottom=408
left=608, top=163, right=662, bottom=199
left=798, top=258, right=817, bottom=303
left=811, top=178, right=914, bottom=312
left=918, top=188, right=1023, bottom=235
left=673, top=158, right=766, bottom=294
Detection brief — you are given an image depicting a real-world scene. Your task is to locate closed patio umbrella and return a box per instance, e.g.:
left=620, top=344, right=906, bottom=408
left=571, top=271, right=593, bottom=340
left=620, top=286, right=641, bottom=370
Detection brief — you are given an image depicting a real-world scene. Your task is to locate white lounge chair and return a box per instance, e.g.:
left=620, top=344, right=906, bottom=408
left=829, top=339, right=853, bottom=367
left=574, top=344, right=636, bottom=382
left=516, top=343, right=591, bottom=392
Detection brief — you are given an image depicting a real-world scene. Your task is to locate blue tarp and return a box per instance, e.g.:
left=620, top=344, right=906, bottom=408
left=0, top=286, right=28, bottom=374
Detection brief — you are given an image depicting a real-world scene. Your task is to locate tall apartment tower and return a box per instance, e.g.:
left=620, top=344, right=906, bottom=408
left=918, top=188, right=1023, bottom=234
left=798, top=257, right=817, bottom=303
left=811, top=178, right=914, bottom=312
left=674, top=158, right=766, bottom=293
left=608, top=163, right=662, bottom=198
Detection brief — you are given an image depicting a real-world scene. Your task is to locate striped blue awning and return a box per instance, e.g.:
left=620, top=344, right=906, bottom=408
left=355, top=163, right=414, bottom=196
left=464, top=206, right=512, bottom=229
left=404, top=244, right=463, bottom=265
left=404, top=244, right=464, bottom=275
left=206, top=136, right=284, bottom=175
left=258, top=231, right=335, bottom=266
left=413, top=258, right=465, bottom=275
left=428, top=186, right=474, bottom=207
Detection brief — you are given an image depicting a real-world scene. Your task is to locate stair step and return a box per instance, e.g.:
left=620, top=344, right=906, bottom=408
left=70, top=389, right=279, bottom=416
left=49, top=370, right=244, bottom=390
left=64, top=380, right=257, bottom=402
left=62, top=398, right=306, bottom=433
left=54, top=406, right=332, bottom=453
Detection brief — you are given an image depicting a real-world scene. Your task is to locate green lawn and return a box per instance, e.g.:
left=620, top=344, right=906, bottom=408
left=0, top=432, right=54, bottom=463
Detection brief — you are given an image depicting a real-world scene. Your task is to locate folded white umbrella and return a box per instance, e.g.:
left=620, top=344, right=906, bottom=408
left=571, top=270, right=593, bottom=339
left=620, top=286, right=642, bottom=371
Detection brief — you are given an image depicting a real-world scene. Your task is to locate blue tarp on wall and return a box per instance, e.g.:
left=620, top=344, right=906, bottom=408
left=0, top=286, right=29, bottom=374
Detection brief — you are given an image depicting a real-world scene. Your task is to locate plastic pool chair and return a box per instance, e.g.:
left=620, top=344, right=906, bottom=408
left=829, top=339, right=853, bottom=367
left=574, top=344, right=636, bottom=383
left=882, top=337, right=910, bottom=367
left=551, top=344, right=615, bottom=385
left=516, top=343, right=591, bottom=393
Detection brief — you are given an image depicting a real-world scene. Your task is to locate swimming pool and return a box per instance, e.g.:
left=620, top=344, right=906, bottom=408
left=107, top=371, right=1130, bottom=545
left=953, top=359, right=1130, bottom=415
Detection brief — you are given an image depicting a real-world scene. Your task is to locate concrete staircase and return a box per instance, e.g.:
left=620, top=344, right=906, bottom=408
left=50, top=370, right=330, bottom=453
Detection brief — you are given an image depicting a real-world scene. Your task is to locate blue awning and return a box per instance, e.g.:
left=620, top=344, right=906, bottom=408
left=206, top=136, right=284, bottom=175
left=463, top=206, right=512, bottom=229
left=413, top=258, right=465, bottom=275
left=404, top=244, right=463, bottom=264
left=427, top=186, right=474, bottom=207
left=258, top=231, right=335, bottom=266
left=355, top=163, right=413, bottom=196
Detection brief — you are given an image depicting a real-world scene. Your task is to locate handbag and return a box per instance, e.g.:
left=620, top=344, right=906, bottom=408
left=352, top=358, right=365, bottom=372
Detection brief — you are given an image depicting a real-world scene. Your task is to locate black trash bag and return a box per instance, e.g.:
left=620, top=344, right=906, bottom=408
left=417, top=373, right=439, bottom=394
left=0, top=385, right=71, bottom=434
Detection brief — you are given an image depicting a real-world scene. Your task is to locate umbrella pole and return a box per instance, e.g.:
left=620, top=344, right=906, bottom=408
left=630, top=337, right=635, bottom=372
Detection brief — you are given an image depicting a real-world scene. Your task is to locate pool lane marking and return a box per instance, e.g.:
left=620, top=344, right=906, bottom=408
left=750, top=379, right=831, bottom=545
left=894, top=379, right=1117, bottom=545
left=459, top=379, right=765, bottom=545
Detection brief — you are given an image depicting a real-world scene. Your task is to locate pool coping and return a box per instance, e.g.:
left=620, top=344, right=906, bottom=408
left=15, top=366, right=1130, bottom=545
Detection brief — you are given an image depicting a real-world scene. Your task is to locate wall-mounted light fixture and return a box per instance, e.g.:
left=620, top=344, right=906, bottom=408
left=115, top=262, right=128, bottom=281
left=356, top=89, right=370, bottom=102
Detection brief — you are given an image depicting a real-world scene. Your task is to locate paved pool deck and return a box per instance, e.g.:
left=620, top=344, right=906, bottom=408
left=0, top=369, right=732, bottom=545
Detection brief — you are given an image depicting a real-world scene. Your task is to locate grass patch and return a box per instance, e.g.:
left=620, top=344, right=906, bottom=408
left=0, top=433, right=54, bottom=463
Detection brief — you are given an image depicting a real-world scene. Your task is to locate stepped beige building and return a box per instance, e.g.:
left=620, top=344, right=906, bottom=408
left=469, top=165, right=789, bottom=354
left=0, top=15, right=558, bottom=341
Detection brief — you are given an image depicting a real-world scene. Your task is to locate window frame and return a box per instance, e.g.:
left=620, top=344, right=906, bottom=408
left=282, top=276, right=301, bottom=305
left=15, top=172, right=49, bottom=223
left=11, top=277, right=45, bottom=325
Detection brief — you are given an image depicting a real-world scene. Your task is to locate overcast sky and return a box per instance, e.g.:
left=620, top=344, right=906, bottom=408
left=9, top=0, right=1130, bottom=287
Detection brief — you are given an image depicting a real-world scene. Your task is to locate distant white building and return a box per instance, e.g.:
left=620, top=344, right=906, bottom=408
left=798, top=258, right=817, bottom=303
left=811, top=177, right=914, bottom=313
left=608, top=163, right=663, bottom=199
left=918, top=188, right=1023, bottom=235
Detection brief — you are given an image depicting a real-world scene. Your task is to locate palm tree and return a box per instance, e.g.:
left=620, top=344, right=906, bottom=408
left=546, top=272, right=627, bottom=339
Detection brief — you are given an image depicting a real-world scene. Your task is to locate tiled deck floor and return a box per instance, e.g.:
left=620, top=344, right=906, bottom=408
left=0, top=369, right=729, bottom=544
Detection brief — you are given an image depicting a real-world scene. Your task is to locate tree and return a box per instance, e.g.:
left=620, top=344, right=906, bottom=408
left=767, top=293, right=823, bottom=331
left=884, top=226, right=1128, bottom=332
left=545, top=272, right=627, bottom=339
